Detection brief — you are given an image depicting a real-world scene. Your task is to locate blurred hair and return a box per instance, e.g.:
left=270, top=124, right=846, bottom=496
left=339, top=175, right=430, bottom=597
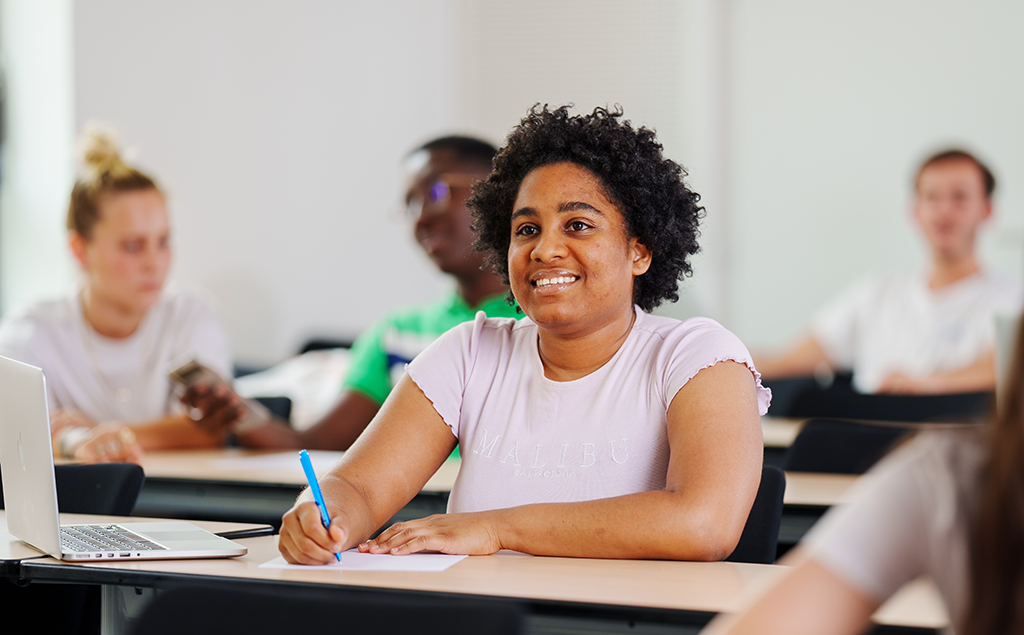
left=966, top=313, right=1024, bottom=635
left=915, top=149, right=996, bottom=197
left=67, top=125, right=161, bottom=239
left=412, top=135, right=497, bottom=172
left=469, top=104, right=703, bottom=312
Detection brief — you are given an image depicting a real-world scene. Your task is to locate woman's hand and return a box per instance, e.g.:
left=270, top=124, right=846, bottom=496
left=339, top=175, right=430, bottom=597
left=359, top=511, right=504, bottom=556
left=278, top=501, right=348, bottom=565
left=71, top=422, right=143, bottom=463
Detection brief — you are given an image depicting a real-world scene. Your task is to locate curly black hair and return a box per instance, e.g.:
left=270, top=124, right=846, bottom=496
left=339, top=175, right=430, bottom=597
left=469, top=104, right=703, bottom=312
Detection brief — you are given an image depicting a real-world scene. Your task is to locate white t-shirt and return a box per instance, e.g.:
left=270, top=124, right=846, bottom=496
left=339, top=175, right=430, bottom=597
left=811, top=272, right=1023, bottom=393
left=0, top=289, right=232, bottom=426
left=407, top=308, right=771, bottom=514
left=803, top=430, right=982, bottom=631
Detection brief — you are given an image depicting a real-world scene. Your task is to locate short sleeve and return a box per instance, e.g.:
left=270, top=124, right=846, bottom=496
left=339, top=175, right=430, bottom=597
left=811, top=279, right=874, bottom=370
left=341, top=320, right=392, bottom=406
left=661, top=318, right=772, bottom=416
left=0, top=311, right=57, bottom=408
left=0, top=312, right=41, bottom=366
left=406, top=316, right=487, bottom=438
left=802, top=439, right=933, bottom=602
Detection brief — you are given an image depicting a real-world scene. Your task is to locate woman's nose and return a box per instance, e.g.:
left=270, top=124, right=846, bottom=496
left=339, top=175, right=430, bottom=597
left=531, top=229, right=567, bottom=261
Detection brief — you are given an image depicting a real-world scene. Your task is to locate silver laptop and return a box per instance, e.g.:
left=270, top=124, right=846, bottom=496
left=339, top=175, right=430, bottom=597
left=0, top=355, right=246, bottom=561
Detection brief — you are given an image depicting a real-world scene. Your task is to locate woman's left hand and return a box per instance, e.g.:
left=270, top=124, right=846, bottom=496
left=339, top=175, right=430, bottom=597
left=359, top=511, right=505, bottom=556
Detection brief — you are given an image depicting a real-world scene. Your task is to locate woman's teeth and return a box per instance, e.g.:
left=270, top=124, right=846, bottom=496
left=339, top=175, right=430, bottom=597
left=535, top=276, right=576, bottom=287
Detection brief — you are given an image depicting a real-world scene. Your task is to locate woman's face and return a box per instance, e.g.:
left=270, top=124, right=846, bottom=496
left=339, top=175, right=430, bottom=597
left=72, top=188, right=171, bottom=316
left=509, top=162, right=650, bottom=337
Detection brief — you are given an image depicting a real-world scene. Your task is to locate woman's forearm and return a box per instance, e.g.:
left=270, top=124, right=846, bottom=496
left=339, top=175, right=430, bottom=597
left=497, top=489, right=747, bottom=560
left=132, top=414, right=228, bottom=450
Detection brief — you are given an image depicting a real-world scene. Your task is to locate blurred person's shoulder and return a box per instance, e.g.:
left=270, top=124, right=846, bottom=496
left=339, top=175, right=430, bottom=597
left=0, top=293, right=78, bottom=340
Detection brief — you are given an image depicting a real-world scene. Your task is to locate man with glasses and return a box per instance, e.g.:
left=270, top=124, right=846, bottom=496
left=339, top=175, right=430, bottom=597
left=188, top=137, right=519, bottom=449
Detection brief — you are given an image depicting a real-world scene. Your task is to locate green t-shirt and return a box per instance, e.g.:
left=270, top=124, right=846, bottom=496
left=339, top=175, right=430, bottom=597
left=343, top=291, right=521, bottom=406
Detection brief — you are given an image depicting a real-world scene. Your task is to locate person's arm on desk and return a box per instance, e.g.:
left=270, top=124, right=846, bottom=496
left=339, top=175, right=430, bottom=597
left=753, top=335, right=834, bottom=380
left=51, top=409, right=224, bottom=462
left=182, top=383, right=380, bottom=450
left=877, top=349, right=997, bottom=394
left=278, top=361, right=763, bottom=564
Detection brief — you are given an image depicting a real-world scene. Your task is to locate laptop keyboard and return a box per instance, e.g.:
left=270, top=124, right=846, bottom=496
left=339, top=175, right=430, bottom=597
left=60, top=524, right=168, bottom=554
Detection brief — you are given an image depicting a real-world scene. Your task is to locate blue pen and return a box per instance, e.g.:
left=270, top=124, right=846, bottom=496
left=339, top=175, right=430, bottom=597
left=299, top=449, right=342, bottom=562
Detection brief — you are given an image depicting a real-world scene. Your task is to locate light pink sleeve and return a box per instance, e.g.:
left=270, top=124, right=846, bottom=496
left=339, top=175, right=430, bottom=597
left=663, top=318, right=772, bottom=416
left=406, top=315, right=485, bottom=438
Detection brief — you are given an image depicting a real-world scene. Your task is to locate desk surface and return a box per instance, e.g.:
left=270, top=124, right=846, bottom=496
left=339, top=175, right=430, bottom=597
left=18, top=522, right=948, bottom=630
left=139, top=447, right=857, bottom=509
left=761, top=416, right=804, bottom=448
left=139, top=449, right=459, bottom=493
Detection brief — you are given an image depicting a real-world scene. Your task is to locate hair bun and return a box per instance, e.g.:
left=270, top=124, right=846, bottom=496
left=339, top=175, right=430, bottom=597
left=77, top=123, right=129, bottom=180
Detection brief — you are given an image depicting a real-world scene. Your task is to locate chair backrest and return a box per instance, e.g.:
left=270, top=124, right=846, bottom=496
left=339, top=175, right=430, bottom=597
left=725, top=465, right=786, bottom=564
left=55, top=463, right=145, bottom=515
left=783, top=418, right=910, bottom=474
left=1, top=462, right=145, bottom=515
left=764, top=374, right=991, bottom=422
left=252, top=396, right=292, bottom=423
left=298, top=337, right=355, bottom=354
left=129, top=584, right=524, bottom=635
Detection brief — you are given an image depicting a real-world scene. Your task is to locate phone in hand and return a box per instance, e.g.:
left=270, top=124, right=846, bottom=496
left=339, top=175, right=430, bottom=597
left=168, top=359, right=270, bottom=434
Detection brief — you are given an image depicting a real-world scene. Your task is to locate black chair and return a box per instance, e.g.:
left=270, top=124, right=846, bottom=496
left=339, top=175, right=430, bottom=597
left=0, top=463, right=145, bottom=635
left=298, top=337, right=355, bottom=354
left=762, top=374, right=991, bottom=422
left=252, top=395, right=293, bottom=423
left=783, top=419, right=911, bottom=474
left=0, top=462, right=145, bottom=514
left=725, top=465, right=786, bottom=564
left=129, top=584, right=525, bottom=635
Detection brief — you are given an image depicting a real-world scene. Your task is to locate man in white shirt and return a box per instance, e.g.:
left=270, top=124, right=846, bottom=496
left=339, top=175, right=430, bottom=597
left=755, top=149, right=1023, bottom=394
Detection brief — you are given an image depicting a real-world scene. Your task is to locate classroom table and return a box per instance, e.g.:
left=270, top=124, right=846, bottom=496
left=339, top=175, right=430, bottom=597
left=4, top=511, right=948, bottom=635
left=133, top=450, right=459, bottom=529
left=132, top=422, right=857, bottom=551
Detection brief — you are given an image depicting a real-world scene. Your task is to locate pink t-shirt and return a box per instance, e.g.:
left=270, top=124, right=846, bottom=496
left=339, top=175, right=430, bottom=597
left=407, top=307, right=770, bottom=514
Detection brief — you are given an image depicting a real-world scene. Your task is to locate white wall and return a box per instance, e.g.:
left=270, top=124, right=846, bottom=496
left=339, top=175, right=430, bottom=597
left=727, top=0, right=1024, bottom=348
left=3, top=0, right=1023, bottom=365
left=73, top=0, right=463, bottom=364
left=0, top=0, right=76, bottom=313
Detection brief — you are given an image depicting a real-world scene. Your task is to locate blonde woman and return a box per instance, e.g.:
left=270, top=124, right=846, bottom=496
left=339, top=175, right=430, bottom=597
left=0, top=127, right=233, bottom=462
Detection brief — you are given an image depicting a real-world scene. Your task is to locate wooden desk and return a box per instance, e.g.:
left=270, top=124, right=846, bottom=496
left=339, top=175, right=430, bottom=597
left=135, top=448, right=858, bottom=554
left=134, top=450, right=459, bottom=528
left=762, top=416, right=805, bottom=449
left=17, top=528, right=947, bottom=633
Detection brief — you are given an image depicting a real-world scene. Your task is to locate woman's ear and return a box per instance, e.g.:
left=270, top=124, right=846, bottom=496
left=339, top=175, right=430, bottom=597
left=69, top=232, right=89, bottom=270
left=630, top=240, right=652, bottom=276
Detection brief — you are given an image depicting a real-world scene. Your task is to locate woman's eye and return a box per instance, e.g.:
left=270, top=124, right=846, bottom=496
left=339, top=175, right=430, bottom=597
left=122, top=240, right=143, bottom=254
left=569, top=220, right=591, bottom=232
left=515, top=225, right=538, bottom=237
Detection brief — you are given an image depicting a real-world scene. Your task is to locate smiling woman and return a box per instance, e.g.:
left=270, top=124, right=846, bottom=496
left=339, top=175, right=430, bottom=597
left=278, top=105, right=770, bottom=565
left=0, top=126, right=235, bottom=463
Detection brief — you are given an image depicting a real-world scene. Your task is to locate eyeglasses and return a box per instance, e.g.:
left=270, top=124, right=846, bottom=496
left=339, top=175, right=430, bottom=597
left=403, top=173, right=482, bottom=220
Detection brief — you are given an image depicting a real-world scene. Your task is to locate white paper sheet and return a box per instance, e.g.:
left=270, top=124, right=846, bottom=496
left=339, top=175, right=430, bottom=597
left=209, top=450, right=343, bottom=472
left=259, top=551, right=468, bottom=572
